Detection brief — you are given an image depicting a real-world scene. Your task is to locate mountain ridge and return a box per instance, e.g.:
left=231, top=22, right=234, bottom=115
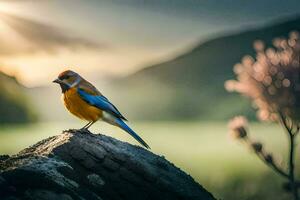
left=134, top=15, right=300, bottom=79
left=0, top=71, right=36, bottom=123
left=111, top=16, right=300, bottom=121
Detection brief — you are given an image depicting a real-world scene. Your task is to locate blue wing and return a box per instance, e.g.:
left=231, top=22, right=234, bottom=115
left=78, top=88, right=150, bottom=148
left=77, top=88, right=127, bottom=120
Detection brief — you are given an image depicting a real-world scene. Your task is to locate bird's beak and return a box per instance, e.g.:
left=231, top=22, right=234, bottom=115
left=53, top=78, right=62, bottom=84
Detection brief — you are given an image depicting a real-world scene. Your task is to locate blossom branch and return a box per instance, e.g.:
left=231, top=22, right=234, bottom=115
left=227, top=31, right=300, bottom=200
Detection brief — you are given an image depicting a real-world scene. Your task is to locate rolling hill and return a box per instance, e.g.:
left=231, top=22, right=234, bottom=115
left=0, top=72, right=36, bottom=124
left=111, top=16, right=300, bottom=121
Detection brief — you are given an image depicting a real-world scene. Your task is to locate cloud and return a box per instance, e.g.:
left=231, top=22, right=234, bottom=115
left=0, top=13, right=106, bottom=55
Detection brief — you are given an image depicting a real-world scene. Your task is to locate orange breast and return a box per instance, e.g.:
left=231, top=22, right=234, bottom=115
left=63, top=88, right=103, bottom=122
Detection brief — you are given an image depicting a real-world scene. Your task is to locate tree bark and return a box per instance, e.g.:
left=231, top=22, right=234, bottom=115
left=0, top=129, right=215, bottom=200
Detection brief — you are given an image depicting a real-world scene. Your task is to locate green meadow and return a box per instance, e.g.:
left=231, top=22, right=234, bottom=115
left=0, top=121, right=294, bottom=200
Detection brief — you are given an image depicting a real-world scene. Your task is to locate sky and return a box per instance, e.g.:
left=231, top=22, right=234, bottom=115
left=0, top=0, right=299, bottom=86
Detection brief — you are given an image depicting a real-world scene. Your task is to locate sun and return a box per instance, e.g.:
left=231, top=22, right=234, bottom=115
left=0, top=2, right=20, bottom=14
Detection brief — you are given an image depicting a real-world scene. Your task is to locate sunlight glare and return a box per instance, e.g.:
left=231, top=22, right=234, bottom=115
left=0, top=2, right=18, bottom=14
left=0, top=2, right=20, bottom=30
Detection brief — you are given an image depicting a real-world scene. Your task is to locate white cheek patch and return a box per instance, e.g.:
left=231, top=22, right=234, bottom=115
left=70, top=77, right=82, bottom=87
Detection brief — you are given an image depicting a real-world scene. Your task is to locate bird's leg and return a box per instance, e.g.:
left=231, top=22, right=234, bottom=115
left=81, top=122, right=92, bottom=130
left=85, top=121, right=96, bottom=130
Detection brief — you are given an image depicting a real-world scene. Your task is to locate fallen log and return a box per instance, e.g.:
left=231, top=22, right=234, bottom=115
left=0, top=129, right=215, bottom=200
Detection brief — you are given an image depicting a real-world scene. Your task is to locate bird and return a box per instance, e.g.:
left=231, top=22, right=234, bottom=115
left=53, top=70, right=150, bottom=149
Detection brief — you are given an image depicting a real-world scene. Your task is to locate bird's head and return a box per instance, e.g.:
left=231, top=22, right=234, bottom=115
left=53, top=70, right=82, bottom=93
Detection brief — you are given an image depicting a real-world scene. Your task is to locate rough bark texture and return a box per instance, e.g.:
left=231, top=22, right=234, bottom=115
left=0, top=129, right=215, bottom=200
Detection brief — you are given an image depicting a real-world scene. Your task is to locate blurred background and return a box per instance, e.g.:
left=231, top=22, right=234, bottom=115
left=0, top=0, right=300, bottom=199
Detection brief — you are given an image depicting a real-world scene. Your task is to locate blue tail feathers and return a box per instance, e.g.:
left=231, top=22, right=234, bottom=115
left=115, top=118, right=150, bottom=149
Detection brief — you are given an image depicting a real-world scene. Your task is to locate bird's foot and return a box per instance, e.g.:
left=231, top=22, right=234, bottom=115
left=63, top=129, right=78, bottom=134
left=78, top=128, right=91, bottom=134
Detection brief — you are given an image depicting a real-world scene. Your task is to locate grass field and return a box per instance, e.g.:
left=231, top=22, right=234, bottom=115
left=0, top=121, right=296, bottom=200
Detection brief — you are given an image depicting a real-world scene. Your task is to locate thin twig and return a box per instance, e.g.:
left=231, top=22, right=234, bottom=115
left=279, top=114, right=299, bottom=200
left=243, top=137, right=289, bottom=179
left=289, top=133, right=298, bottom=200
left=279, top=112, right=292, bottom=133
left=256, top=151, right=289, bottom=179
